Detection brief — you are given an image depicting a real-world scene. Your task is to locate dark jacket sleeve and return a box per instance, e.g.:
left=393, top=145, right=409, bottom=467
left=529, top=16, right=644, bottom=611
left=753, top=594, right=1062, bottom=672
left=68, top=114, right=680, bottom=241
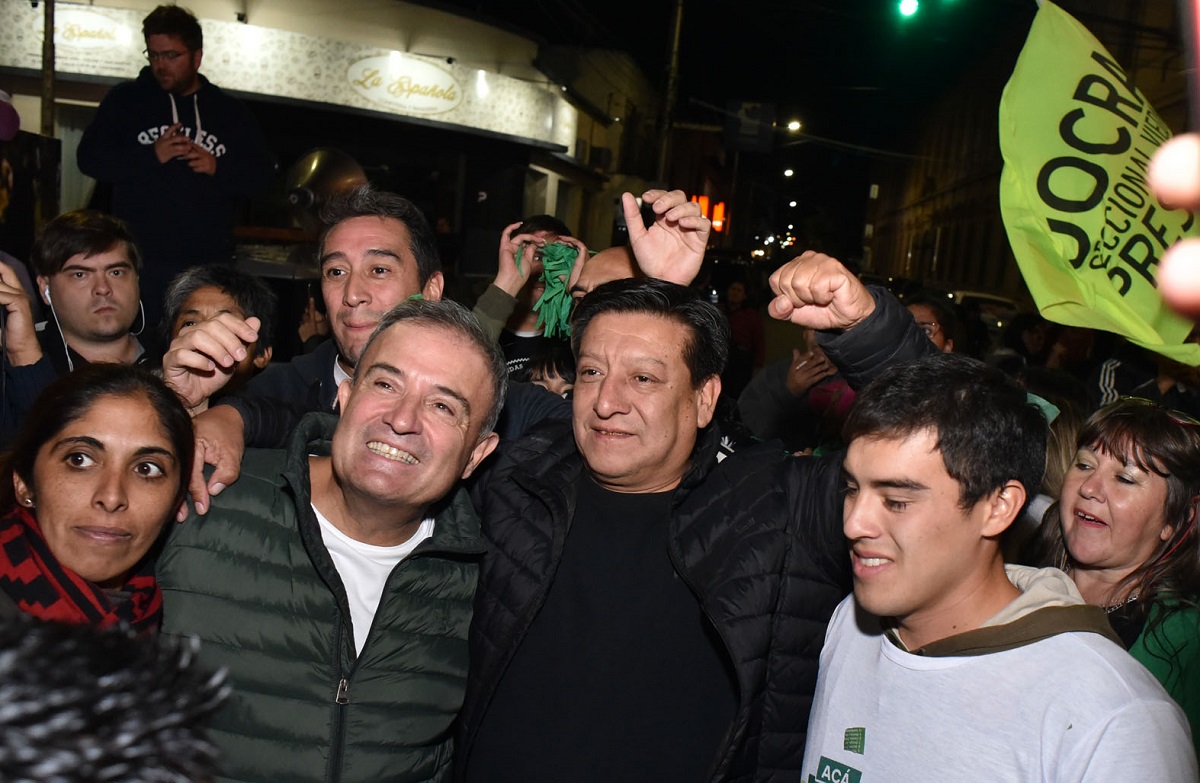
left=737, top=357, right=800, bottom=442
left=816, top=285, right=935, bottom=390
left=494, top=381, right=570, bottom=442
left=77, top=85, right=161, bottom=183
left=227, top=343, right=338, bottom=449
left=222, top=396, right=307, bottom=450
left=0, top=356, right=58, bottom=448
left=465, top=388, right=571, bottom=507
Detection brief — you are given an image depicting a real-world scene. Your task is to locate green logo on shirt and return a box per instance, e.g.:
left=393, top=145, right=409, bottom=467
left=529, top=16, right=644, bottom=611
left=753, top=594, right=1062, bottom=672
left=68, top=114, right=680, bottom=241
left=807, top=757, right=862, bottom=783
left=843, top=727, right=866, bottom=754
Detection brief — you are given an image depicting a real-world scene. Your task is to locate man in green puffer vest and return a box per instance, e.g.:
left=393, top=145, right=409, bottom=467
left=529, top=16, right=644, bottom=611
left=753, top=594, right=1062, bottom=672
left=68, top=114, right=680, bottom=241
left=157, top=299, right=507, bottom=782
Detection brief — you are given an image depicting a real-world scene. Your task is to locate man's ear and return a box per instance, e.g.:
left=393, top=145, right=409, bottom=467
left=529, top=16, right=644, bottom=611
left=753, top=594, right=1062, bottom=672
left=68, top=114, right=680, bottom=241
left=36, top=275, right=49, bottom=305
left=461, top=432, right=499, bottom=479
left=981, top=480, right=1027, bottom=538
left=695, top=375, right=721, bottom=429
left=192, top=48, right=203, bottom=71
left=334, top=378, right=354, bottom=412
left=423, top=272, right=445, bottom=302
left=942, top=338, right=955, bottom=354
left=252, top=346, right=274, bottom=370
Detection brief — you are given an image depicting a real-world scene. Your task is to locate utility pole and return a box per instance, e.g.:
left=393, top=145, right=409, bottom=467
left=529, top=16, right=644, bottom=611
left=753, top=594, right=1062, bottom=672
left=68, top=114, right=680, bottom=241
left=655, top=0, right=683, bottom=184
left=41, top=0, right=56, bottom=136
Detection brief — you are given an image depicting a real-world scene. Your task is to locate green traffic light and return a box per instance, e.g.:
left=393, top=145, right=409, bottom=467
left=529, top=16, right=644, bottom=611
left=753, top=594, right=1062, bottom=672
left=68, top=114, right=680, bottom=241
left=899, top=0, right=918, bottom=16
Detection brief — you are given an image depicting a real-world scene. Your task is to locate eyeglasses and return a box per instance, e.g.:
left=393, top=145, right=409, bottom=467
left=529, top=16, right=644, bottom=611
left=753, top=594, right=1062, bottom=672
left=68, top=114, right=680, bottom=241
left=916, top=321, right=940, bottom=339
left=1119, top=396, right=1200, bottom=427
left=144, top=49, right=187, bottom=63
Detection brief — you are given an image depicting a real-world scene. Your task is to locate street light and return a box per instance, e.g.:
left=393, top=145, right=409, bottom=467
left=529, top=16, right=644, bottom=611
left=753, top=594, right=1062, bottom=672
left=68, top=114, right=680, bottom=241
left=787, top=120, right=802, bottom=132
left=898, top=0, right=918, bottom=17
left=783, top=168, right=794, bottom=177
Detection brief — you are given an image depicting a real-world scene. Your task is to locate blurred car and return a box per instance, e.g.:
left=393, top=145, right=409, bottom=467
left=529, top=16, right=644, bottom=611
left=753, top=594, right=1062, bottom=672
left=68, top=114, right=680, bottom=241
left=947, top=291, right=1021, bottom=332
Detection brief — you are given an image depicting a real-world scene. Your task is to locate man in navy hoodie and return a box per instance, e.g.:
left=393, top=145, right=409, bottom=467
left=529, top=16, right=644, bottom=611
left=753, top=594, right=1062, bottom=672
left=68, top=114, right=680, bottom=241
left=77, top=4, right=274, bottom=328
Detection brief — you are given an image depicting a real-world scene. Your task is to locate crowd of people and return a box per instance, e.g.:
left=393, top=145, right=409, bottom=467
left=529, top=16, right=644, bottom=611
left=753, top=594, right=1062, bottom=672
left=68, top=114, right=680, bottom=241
left=0, top=4, right=1199, bottom=782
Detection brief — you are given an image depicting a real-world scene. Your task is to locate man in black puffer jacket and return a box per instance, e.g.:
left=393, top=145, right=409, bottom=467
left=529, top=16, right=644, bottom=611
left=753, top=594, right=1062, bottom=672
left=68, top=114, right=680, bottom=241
left=458, top=255, right=933, bottom=782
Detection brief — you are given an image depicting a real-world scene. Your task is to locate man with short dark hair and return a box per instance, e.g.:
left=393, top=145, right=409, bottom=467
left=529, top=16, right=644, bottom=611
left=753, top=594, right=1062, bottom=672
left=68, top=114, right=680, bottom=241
left=165, top=185, right=444, bottom=417
left=157, top=298, right=507, bottom=783
left=0, top=210, right=151, bottom=444
left=77, top=4, right=274, bottom=326
left=801, top=353, right=1197, bottom=781
left=459, top=253, right=933, bottom=781
left=29, top=209, right=149, bottom=374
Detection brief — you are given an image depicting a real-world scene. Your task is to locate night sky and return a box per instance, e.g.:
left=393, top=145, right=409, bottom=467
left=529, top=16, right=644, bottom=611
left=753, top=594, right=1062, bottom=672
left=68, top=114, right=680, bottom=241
left=417, top=0, right=1045, bottom=256
left=427, top=0, right=1038, bottom=146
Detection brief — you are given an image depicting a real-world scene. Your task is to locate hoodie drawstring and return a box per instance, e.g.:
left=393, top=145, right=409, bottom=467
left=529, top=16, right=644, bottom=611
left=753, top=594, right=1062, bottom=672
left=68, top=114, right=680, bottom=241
left=167, top=93, right=202, bottom=142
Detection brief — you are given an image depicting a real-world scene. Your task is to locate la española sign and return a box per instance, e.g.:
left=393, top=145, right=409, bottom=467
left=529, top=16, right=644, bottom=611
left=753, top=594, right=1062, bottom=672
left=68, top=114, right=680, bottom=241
left=347, top=54, right=462, bottom=115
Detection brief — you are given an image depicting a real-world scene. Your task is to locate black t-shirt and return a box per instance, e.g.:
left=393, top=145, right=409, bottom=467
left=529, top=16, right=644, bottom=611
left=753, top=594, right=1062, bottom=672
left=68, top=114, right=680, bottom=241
left=467, top=478, right=737, bottom=782
left=499, top=330, right=548, bottom=381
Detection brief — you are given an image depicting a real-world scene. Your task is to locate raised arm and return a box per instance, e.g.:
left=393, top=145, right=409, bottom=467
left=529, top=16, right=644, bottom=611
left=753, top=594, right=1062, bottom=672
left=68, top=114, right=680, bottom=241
left=768, top=251, right=934, bottom=389
left=767, top=251, right=877, bottom=331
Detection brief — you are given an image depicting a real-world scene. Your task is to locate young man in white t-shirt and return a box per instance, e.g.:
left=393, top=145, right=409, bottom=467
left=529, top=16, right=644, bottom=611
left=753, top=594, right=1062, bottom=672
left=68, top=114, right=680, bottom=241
left=801, top=352, right=1198, bottom=782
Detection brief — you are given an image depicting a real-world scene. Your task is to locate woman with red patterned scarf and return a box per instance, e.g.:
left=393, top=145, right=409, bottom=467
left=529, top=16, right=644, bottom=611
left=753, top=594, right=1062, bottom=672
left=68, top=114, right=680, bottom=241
left=0, top=364, right=193, bottom=633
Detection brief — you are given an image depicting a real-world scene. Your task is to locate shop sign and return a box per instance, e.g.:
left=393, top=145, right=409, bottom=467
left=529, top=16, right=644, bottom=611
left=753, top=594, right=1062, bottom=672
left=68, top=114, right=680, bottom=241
left=347, top=54, right=462, bottom=115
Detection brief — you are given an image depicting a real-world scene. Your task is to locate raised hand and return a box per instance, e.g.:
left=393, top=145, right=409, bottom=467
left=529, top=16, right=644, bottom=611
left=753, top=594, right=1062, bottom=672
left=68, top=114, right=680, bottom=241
left=622, top=189, right=710, bottom=286
left=767, top=251, right=877, bottom=332
left=162, top=313, right=260, bottom=413
left=0, top=260, right=42, bottom=366
left=493, top=222, right=545, bottom=296
left=298, top=296, right=329, bottom=344
left=153, top=123, right=192, bottom=164
left=785, top=347, right=836, bottom=397
left=182, top=404, right=245, bottom=518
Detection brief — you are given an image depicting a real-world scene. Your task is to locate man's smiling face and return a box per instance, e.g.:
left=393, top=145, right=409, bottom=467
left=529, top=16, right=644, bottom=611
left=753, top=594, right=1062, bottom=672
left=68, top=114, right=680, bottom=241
left=320, top=216, right=443, bottom=369
left=330, top=321, right=497, bottom=517
left=572, top=311, right=718, bottom=494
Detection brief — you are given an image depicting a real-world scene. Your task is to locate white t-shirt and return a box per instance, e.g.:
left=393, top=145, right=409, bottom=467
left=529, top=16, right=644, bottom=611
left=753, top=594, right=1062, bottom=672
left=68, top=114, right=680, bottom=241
left=313, top=504, right=434, bottom=655
left=801, top=591, right=1198, bottom=781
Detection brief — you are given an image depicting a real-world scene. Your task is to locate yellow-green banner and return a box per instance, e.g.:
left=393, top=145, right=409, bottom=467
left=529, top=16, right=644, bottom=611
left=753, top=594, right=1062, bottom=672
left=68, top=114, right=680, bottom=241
left=999, top=1, right=1200, bottom=365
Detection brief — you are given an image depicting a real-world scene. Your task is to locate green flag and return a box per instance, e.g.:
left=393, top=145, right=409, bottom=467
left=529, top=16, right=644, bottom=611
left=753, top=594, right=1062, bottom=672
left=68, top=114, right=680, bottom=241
left=999, top=0, right=1200, bottom=364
